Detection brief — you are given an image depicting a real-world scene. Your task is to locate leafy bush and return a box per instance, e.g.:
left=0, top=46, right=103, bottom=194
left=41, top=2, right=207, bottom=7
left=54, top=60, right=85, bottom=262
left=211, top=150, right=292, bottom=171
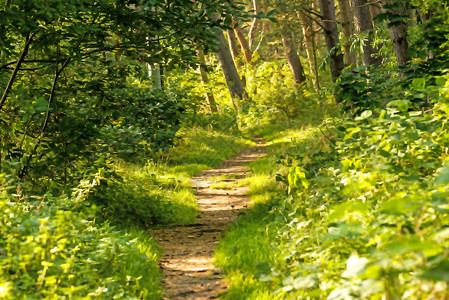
left=217, top=75, right=449, bottom=298
left=0, top=175, right=161, bottom=299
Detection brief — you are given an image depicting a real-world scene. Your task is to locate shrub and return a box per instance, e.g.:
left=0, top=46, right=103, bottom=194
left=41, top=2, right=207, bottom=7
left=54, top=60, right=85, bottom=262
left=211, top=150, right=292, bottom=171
left=0, top=175, right=161, bottom=299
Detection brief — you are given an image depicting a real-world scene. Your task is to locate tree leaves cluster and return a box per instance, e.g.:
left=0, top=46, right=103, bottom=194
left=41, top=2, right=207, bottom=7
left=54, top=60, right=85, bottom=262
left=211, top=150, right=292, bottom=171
left=0, top=0, right=244, bottom=190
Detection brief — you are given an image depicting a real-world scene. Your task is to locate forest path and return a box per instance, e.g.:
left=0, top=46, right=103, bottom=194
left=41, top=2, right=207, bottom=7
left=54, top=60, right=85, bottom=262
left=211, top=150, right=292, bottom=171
left=150, top=138, right=266, bottom=299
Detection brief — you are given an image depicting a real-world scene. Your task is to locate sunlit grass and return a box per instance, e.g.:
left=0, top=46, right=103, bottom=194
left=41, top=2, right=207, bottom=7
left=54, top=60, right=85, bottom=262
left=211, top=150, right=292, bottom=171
left=215, top=116, right=329, bottom=299
left=101, top=126, right=254, bottom=228
left=209, top=181, right=238, bottom=189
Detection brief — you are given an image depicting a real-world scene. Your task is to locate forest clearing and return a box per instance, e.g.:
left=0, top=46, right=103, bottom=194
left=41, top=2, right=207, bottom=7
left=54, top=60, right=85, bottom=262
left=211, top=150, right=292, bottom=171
left=2, top=0, right=449, bottom=299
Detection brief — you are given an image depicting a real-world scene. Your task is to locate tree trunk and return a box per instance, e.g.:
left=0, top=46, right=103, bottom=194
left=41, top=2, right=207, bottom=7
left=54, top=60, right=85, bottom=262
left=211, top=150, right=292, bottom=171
left=352, top=0, right=382, bottom=66
left=248, top=0, right=261, bottom=49
left=197, top=49, right=218, bottom=113
left=418, top=9, right=432, bottom=23
left=337, top=0, right=357, bottom=66
left=233, top=24, right=253, bottom=63
left=227, top=29, right=240, bottom=61
left=313, top=0, right=323, bottom=48
left=368, top=0, right=381, bottom=23
left=215, top=29, right=248, bottom=103
left=381, top=1, right=410, bottom=66
left=318, top=0, right=345, bottom=81
left=407, top=8, right=416, bottom=27
left=300, top=12, right=320, bottom=89
left=148, top=63, right=162, bottom=89
left=281, top=34, right=307, bottom=85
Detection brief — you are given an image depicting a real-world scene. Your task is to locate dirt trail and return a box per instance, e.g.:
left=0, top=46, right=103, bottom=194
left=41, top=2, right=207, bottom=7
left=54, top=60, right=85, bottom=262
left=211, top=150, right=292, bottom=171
left=150, top=139, right=266, bottom=299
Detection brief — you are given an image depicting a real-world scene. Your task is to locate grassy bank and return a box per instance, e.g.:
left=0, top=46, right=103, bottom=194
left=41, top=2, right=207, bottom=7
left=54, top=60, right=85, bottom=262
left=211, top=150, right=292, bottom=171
left=214, top=121, right=325, bottom=299
left=1, top=124, right=253, bottom=299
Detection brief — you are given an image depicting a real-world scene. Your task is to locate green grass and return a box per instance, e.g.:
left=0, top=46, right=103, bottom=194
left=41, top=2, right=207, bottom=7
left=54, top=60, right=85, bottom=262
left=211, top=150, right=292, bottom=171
left=92, top=126, right=254, bottom=229
left=214, top=117, right=330, bottom=299
left=1, top=124, right=255, bottom=300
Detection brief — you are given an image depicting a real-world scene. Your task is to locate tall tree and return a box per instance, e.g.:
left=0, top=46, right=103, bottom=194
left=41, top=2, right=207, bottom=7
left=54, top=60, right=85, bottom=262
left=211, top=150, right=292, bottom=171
left=300, top=10, right=321, bottom=89
left=381, top=0, right=410, bottom=66
left=281, top=34, right=307, bottom=85
left=233, top=23, right=253, bottom=63
left=197, top=49, right=218, bottom=113
left=227, top=29, right=240, bottom=60
left=337, top=0, right=357, bottom=66
left=215, top=29, right=248, bottom=104
left=248, top=0, right=261, bottom=49
left=352, top=0, right=382, bottom=66
left=319, top=0, right=345, bottom=81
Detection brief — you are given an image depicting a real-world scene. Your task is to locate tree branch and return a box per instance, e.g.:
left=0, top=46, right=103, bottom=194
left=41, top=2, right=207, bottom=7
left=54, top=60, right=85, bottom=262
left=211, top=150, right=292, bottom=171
left=0, top=32, right=34, bottom=110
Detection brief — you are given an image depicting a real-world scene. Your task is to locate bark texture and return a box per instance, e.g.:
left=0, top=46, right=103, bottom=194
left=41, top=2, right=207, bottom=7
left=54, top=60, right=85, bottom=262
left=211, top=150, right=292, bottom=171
left=233, top=24, right=253, bottom=63
left=352, top=0, right=382, bottom=66
left=300, top=11, right=320, bottom=89
left=382, top=1, right=410, bottom=66
left=318, top=0, right=345, bottom=81
left=197, top=49, right=218, bottom=113
left=215, top=30, right=248, bottom=102
left=227, top=29, right=240, bottom=61
left=337, top=0, right=356, bottom=66
left=248, top=0, right=260, bottom=49
left=281, top=34, right=307, bottom=85
left=368, top=0, right=381, bottom=23
left=313, top=0, right=323, bottom=48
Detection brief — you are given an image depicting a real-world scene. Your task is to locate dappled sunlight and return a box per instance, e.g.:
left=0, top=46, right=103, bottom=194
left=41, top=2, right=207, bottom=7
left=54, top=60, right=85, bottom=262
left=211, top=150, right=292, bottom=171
left=150, top=143, right=267, bottom=298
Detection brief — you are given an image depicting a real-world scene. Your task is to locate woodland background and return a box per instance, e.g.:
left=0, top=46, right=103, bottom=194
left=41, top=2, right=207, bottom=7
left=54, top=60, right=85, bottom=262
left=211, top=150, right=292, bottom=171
left=1, top=0, right=449, bottom=298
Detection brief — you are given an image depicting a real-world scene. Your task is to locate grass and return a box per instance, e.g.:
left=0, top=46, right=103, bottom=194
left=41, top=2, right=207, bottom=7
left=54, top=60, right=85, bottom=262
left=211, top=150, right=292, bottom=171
left=93, top=126, right=254, bottom=229
left=214, top=115, right=331, bottom=299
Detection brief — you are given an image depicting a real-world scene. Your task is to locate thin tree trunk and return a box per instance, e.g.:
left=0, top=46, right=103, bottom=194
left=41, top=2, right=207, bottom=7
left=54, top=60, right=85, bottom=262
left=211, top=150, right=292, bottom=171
left=311, top=30, right=321, bottom=90
left=248, top=0, right=261, bottom=50
left=352, top=0, right=382, bottom=66
left=197, top=49, right=218, bottom=113
left=19, top=56, right=71, bottom=178
left=233, top=24, right=253, bottom=63
left=0, top=33, right=34, bottom=110
left=300, top=12, right=320, bottom=89
left=215, top=29, right=248, bottom=103
left=148, top=63, right=162, bottom=88
left=408, top=8, right=416, bottom=27
left=227, top=30, right=240, bottom=61
left=318, top=0, right=345, bottom=81
left=281, top=34, right=307, bottom=85
left=338, top=0, right=357, bottom=66
left=381, top=0, right=410, bottom=66
left=313, top=0, right=323, bottom=48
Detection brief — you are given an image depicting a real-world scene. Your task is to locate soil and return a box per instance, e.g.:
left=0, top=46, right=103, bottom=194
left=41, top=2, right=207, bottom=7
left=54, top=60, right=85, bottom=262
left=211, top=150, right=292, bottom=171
left=150, top=138, right=266, bottom=299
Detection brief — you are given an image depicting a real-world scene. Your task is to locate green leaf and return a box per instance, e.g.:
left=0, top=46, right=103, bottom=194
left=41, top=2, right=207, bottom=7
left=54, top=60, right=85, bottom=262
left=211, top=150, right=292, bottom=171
left=435, top=163, right=449, bottom=184
left=421, top=260, right=449, bottom=281
left=412, top=78, right=426, bottom=89
left=387, top=100, right=410, bottom=112
left=328, top=201, right=368, bottom=223
left=355, top=110, right=373, bottom=120
left=266, top=9, right=277, bottom=18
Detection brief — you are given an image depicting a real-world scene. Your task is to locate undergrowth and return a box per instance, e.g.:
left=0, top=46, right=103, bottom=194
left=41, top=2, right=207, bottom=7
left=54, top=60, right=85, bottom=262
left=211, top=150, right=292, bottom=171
left=215, top=75, right=449, bottom=299
left=1, top=123, right=253, bottom=298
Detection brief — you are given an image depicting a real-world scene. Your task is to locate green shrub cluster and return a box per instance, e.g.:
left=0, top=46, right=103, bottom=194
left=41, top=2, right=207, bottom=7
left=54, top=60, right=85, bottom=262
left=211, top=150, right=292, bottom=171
left=217, top=73, right=449, bottom=298
left=0, top=175, right=161, bottom=299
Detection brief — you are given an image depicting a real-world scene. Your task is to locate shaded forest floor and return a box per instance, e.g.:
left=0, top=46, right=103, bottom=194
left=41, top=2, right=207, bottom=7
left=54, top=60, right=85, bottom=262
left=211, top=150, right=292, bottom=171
left=150, top=137, right=267, bottom=299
